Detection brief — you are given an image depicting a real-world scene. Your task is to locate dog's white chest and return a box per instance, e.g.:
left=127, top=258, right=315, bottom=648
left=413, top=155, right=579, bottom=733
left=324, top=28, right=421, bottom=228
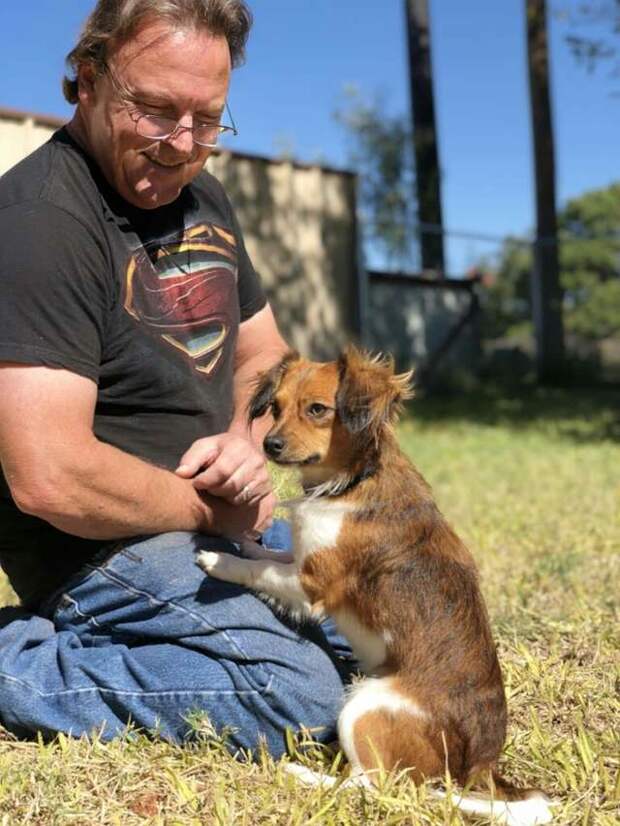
left=292, top=501, right=349, bottom=558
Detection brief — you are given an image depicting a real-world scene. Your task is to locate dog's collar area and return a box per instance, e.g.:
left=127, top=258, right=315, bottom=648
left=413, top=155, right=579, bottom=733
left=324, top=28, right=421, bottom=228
left=301, top=463, right=376, bottom=499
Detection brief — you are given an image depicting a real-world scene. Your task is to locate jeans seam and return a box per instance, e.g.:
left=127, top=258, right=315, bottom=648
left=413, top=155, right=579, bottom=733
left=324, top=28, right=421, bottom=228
left=39, top=543, right=127, bottom=618
left=0, top=671, right=275, bottom=699
left=60, top=594, right=104, bottom=628
left=73, top=565, right=254, bottom=664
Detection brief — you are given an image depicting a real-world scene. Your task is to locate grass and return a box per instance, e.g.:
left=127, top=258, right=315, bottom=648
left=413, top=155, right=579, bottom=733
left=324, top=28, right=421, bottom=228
left=0, top=385, right=618, bottom=824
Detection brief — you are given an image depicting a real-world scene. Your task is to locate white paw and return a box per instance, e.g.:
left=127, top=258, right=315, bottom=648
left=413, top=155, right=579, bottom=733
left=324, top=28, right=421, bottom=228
left=196, top=550, right=248, bottom=586
left=196, top=550, right=223, bottom=576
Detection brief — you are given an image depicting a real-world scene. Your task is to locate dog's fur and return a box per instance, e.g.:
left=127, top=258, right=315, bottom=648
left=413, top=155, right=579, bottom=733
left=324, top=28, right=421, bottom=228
left=197, top=346, right=553, bottom=826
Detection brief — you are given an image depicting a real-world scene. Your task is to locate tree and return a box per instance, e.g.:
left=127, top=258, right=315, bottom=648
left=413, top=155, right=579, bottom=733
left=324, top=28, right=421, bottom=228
left=335, top=0, right=446, bottom=276
left=560, top=183, right=620, bottom=339
left=482, top=182, right=620, bottom=342
left=404, top=0, right=445, bottom=275
left=480, top=240, right=532, bottom=340
left=335, top=90, right=417, bottom=270
left=526, top=0, right=566, bottom=380
left=554, top=1, right=620, bottom=81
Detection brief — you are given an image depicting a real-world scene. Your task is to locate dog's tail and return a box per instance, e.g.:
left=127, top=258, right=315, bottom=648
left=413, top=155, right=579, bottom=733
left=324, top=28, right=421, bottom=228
left=431, top=771, right=553, bottom=826
left=284, top=762, right=553, bottom=825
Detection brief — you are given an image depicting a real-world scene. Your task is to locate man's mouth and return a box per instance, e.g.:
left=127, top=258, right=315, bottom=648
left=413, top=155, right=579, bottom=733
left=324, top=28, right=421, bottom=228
left=143, top=154, right=185, bottom=170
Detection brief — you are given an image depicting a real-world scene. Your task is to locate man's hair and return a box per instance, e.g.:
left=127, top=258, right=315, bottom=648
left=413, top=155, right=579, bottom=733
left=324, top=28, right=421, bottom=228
left=63, top=0, right=252, bottom=103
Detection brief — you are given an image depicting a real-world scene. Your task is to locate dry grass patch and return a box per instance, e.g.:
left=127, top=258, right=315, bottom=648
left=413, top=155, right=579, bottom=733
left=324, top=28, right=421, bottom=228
left=0, top=386, right=618, bottom=824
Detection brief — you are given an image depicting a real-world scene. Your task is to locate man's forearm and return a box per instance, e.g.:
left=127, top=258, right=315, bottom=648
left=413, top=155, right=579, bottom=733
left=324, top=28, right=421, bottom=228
left=14, top=436, right=225, bottom=540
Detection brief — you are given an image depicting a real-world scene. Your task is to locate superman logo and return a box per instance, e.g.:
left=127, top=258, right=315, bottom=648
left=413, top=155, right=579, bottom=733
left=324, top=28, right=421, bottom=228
left=124, top=222, right=238, bottom=376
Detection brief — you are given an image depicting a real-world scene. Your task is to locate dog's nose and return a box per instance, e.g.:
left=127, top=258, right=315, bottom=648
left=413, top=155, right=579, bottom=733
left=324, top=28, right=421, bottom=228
left=264, top=435, right=286, bottom=458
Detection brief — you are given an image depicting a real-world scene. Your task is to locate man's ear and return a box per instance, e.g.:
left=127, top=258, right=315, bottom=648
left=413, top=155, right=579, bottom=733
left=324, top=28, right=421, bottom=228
left=336, top=346, right=413, bottom=442
left=76, top=63, right=99, bottom=105
left=247, top=351, right=299, bottom=422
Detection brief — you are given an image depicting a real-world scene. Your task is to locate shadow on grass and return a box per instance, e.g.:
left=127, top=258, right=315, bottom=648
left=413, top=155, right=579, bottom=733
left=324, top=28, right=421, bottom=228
left=406, top=382, right=620, bottom=443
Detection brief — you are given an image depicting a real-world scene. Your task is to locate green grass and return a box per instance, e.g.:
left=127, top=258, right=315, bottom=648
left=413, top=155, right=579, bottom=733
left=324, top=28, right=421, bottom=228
left=0, top=386, right=618, bottom=824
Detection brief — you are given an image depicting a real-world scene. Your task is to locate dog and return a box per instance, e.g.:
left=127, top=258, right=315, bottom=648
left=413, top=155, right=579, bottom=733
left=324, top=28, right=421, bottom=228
left=197, top=346, right=553, bottom=826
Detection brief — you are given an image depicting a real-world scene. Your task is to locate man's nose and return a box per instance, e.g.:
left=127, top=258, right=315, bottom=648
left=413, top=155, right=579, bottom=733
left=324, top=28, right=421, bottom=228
left=164, top=122, right=195, bottom=154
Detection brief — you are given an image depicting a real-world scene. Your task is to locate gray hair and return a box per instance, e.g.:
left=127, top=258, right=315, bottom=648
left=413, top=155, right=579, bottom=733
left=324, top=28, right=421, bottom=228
left=63, top=0, right=252, bottom=103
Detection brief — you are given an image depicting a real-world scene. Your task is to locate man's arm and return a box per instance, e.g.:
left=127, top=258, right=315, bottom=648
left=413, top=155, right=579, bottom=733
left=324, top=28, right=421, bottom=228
left=231, top=302, right=289, bottom=442
left=176, top=303, right=289, bottom=505
left=0, top=363, right=271, bottom=540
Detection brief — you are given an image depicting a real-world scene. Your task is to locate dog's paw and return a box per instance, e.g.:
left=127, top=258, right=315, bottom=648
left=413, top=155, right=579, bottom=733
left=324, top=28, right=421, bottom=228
left=196, top=550, right=246, bottom=586
left=196, top=550, right=224, bottom=576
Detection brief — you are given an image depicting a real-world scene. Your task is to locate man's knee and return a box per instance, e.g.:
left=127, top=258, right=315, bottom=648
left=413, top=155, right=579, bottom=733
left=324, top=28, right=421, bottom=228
left=229, top=636, right=347, bottom=758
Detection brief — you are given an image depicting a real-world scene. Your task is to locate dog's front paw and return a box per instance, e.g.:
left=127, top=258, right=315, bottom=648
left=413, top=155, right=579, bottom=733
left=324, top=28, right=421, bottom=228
left=196, top=550, right=247, bottom=586
left=196, top=550, right=222, bottom=576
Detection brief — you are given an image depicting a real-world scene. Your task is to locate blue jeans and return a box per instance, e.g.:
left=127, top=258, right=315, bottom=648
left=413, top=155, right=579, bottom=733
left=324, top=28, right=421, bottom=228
left=0, top=522, right=354, bottom=755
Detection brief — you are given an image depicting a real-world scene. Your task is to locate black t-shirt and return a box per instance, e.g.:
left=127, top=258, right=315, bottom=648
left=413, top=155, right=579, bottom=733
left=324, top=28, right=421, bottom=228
left=0, top=127, right=266, bottom=608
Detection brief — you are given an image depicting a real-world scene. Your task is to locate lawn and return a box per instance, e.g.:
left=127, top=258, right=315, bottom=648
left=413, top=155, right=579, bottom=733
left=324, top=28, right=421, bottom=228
left=0, top=385, right=618, bottom=825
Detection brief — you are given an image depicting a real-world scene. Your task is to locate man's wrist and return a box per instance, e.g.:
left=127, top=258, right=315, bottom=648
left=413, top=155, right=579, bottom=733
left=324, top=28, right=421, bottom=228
left=194, top=491, right=238, bottom=537
left=226, top=420, right=268, bottom=453
left=193, top=489, right=220, bottom=534
left=227, top=419, right=250, bottom=438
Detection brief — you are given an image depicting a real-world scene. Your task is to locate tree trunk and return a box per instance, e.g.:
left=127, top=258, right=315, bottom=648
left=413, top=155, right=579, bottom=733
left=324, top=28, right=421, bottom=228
left=405, top=0, right=445, bottom=277
left=526, top=0, right=565, bottom=381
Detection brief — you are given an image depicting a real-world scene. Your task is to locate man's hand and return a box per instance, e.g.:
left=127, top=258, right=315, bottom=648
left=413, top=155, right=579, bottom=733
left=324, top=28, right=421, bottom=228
left=175, top=433, right=272, bottom=507
left=208, top=492, right=276, bottom=540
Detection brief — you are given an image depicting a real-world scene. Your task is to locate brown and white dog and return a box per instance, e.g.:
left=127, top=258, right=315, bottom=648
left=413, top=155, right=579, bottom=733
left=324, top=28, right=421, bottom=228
left=197, top=347, right=553, bottom=826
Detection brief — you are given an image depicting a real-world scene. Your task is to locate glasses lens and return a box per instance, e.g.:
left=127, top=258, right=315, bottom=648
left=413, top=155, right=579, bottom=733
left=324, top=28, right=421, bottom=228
left=193, top=124, right=222, bottom=147
left=133, top=115, right=234, bottom=146
left=136, top=114, right=177, bottom=139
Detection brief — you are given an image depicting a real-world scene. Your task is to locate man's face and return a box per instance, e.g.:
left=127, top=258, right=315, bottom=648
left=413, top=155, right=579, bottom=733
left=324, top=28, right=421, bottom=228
left=76, top=20, right=231, bottom=209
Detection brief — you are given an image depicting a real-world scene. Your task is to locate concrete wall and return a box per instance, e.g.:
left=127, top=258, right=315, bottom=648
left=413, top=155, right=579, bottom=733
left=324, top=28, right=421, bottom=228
left=367, top=272, right=481, bottom=379
left=0, top=108, right=63, bottom=177
left=209, top=151, right=359, bottom=359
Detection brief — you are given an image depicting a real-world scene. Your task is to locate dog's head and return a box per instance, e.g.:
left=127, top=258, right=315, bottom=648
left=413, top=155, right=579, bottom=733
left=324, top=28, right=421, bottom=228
left=249, top=346, right=413, bottom=483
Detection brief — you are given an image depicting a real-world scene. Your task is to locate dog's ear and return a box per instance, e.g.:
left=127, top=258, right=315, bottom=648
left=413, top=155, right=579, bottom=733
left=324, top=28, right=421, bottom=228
left=336, top=346, right=414, bottom=440
left=247, top=351, right=299, bottom=422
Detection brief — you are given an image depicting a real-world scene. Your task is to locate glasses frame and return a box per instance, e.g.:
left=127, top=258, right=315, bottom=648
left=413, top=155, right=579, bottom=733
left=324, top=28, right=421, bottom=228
left=101, top=62, right=238, bottom=148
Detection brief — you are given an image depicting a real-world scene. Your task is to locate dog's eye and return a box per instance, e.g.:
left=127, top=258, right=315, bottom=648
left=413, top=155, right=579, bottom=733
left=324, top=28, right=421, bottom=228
left=307, top=402, right=328, bottom=418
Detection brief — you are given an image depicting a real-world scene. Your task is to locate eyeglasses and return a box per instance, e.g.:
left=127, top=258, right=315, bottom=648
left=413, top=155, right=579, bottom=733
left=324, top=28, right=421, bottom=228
left=102, top=63, right=238, bottom=148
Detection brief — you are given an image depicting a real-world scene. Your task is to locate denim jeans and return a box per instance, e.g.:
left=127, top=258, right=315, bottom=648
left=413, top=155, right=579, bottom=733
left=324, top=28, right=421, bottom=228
left=0, top=521, right=353, bottom=755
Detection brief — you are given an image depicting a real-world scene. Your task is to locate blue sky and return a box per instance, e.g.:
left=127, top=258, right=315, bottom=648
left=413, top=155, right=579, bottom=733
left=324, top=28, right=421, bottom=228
left=0, top=0, right=617, bottom=275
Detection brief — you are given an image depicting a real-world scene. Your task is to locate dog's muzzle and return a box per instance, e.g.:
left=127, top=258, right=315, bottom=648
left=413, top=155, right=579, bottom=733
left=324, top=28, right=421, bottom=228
left=263, top=434, right=286, bottom=459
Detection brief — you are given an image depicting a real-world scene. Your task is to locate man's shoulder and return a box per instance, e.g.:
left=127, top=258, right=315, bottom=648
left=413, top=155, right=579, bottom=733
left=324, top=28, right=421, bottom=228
left=0, top=133, right=55, bottom=207
left=0, top=128, right=101, bottom=224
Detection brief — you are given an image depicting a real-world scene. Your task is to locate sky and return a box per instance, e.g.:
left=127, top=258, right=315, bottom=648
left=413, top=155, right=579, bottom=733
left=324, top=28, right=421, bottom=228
left=0, top=0, right=617, bottom=275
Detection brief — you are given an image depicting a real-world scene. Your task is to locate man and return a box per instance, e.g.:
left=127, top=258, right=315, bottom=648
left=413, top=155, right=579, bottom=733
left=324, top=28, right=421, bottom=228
left=0, top=0, right=350, bottom=754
